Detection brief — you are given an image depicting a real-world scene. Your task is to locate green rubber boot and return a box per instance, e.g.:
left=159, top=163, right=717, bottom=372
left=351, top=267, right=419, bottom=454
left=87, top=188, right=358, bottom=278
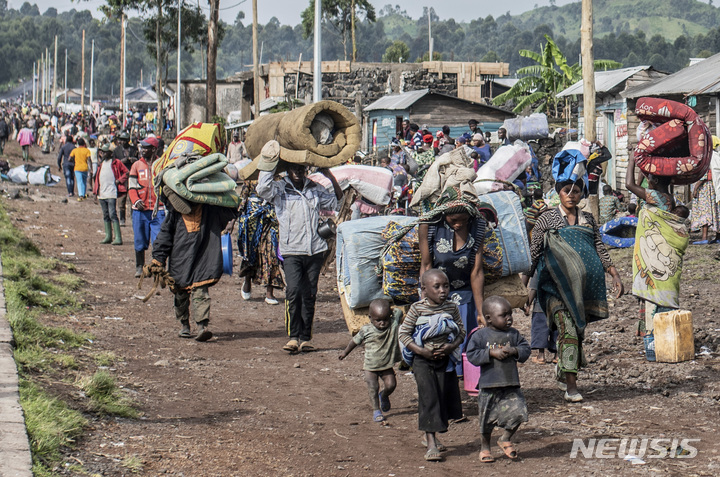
left=100, top=221, right=112, bottom=244
left=111, top=220, right=123, bottom=245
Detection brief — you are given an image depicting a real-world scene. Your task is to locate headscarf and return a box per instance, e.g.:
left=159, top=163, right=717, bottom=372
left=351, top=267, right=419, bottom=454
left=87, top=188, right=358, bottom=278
left=420, top=185, right=497, bottom=224
left=554, top=177, right=588, bottom=199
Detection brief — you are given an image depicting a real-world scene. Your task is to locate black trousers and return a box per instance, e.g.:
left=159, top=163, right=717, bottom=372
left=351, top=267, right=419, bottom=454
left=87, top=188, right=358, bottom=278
left=283, top=253, right=324, bottom=342
left=413, top=355, right=463, bottom=433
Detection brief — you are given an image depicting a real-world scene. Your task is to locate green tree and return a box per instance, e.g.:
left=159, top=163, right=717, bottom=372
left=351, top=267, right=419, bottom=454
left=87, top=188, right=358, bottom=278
left=493, top=34, right=620, bottom=117
left=382, top=40, right=409, bottom=63
left=301, top=0, right=376, bottom=61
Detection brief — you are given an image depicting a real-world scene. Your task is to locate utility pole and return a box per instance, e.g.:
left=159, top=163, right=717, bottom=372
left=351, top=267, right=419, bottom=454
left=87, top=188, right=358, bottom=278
left=120, top=14, right=127, bottom=128
left=40, top=52, right=45, bottom=105
left=313, top=0, right=321, bottom=103
left=53, top=36, right=58, bottom=108
left=206, top=0, right=219, bottom=121
left=252, top=0, right=260, bottom=117
left=428, top=9, right=433, bottom=61
left=581, top=0, right=598, bottom=219
left=46, top=47, right=50, bottom=104
left=81, top=30, right=86, bottom=113
left=351, top=0, right=356, bottom=62
left=32, top=62, right=36, bottom=104
left=90, top=39, right=95, bottom=107
left=177, top=0, right=182, bottom=134
left=64, top=49, right=68, bottom=107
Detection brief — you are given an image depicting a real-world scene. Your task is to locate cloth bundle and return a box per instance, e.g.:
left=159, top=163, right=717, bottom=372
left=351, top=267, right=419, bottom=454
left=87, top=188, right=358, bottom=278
left=308, top=164, right=394, bottom=205
left=411, top=146, right=477, bottom=206
left=502, top=113, right=549, bottom=141
left=152, top=123, right=239, bottom=210
left=632, top=205, right=689, bottom=308
left=634, top=97, right=712, bottom=185
left=240, top=101, right=362, bottom=180
left=399, top=313, right=462, bottom=366
left=474, top=141, right=532, bottom=195
left=552, top=140, right=592, bottom=186
left=380, top=221, right=422, bottom=305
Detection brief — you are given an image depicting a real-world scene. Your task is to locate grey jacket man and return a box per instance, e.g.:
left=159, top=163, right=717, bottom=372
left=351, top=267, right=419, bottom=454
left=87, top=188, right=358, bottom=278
left=256, top=169, right=338, bottom=256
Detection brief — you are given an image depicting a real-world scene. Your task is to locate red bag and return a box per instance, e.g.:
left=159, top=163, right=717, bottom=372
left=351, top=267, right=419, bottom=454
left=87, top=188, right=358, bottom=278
left=634, top=97, right=711, bottom=185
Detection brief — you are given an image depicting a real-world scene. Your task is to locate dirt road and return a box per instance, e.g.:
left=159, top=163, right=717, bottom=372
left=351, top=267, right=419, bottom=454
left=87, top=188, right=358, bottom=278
left=4, top=143, right=720, bottom=476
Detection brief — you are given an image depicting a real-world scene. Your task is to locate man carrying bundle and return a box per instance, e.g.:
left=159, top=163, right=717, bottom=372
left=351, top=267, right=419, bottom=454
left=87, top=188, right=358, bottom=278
left=255, top=140, right=343, bottom=353
left=150, top=186, right=237, bottom=341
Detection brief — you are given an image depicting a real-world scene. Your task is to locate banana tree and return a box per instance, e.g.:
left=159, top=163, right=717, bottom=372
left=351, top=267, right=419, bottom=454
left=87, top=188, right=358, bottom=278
left=494, top=34, right=621, bottom=117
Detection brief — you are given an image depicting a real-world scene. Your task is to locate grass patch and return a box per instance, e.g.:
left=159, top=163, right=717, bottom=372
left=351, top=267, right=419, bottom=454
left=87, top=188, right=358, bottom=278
left=121, top=455, right=144, bottom=473
left=20, top=379, right=86, bottom=470
left=0, top=201, right=136, bottom=474
left=80, top=371, right=138, bottom=418
left=93, top=351, right=117, bottom=367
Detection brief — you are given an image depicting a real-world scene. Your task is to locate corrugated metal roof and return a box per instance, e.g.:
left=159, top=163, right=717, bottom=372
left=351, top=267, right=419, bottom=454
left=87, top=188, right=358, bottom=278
left=492, top=78, right=519, bottom=88
left=557, top=66, right=651, bottom=97
left=623, top=52, right=720, bottom=98
left=364, top=89, right=429, bottom=111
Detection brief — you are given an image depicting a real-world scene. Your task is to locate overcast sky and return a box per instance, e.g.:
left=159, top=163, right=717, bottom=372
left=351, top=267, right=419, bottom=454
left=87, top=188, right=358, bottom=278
left=4, top=0, right=606, bottom=24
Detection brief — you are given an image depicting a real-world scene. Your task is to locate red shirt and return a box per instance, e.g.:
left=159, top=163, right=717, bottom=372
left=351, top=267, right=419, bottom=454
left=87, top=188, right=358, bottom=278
left=128, top=158, right=161, bottom=210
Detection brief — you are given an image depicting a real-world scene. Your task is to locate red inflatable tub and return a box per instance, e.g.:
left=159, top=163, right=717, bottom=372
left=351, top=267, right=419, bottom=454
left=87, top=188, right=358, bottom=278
left=634, top=97, right=711, bottom=185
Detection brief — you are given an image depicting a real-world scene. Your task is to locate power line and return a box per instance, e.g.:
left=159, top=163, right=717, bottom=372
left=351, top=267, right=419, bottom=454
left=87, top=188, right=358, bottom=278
left=196, top=0, right=248, bottom=12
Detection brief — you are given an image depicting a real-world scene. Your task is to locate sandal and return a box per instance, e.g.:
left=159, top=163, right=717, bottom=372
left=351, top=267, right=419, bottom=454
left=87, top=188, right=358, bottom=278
left=298, top=341, right=315, bottom=352
left=379, top=392, right=391, bottom=412
left=421, top=438, right=446, bottom=452
left=531, top=356, right=546, bottom=364
left=373, top=410, right=384, bottom=422
left=479, top=450, right=495, bottom=463
left=424, top=448, right=443, bottom=462
left=283, top=339, right=299, bottom=352
left=497, top=440, right=519, bottom=460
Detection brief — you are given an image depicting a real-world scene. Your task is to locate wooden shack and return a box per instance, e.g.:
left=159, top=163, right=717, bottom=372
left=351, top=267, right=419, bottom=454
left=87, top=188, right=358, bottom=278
left=363, top=89, right=515, bottom=152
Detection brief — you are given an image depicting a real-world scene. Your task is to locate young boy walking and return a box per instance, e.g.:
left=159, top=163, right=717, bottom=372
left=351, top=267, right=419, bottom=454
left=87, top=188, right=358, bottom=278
left=338, top=299, right=402, bottom=423
left=398, top=269, right=465, bottom=462
left=466, top=296, right=531, bottom=463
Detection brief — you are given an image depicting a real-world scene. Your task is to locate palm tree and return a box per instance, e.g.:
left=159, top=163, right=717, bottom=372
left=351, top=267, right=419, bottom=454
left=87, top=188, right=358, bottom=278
left=493, top=35, right=621, bottom=117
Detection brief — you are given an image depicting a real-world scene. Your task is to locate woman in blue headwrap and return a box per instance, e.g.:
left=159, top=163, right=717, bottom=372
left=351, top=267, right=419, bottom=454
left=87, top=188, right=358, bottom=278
left=524, top=178, right=624, bottom=402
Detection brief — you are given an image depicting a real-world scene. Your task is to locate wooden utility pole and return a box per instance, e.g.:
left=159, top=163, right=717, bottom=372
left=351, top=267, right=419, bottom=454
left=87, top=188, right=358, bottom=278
left=581, top=0, right=599, bottom=219
left=81, top=30, right=86, bottom=113
left=252, top=0, right=260, bottom=118
left=53, top=36, right=58, bottom=107
left=155, top=0, right=164, bottom=136
left=206, top=0, right=219, bottom=121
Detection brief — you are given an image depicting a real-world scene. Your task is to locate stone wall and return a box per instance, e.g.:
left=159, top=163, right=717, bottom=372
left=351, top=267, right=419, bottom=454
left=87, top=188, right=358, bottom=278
left=284, top=64, right=459, bottom=110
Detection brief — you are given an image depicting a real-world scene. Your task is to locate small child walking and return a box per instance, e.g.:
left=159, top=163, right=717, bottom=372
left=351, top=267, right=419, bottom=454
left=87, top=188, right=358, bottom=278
left=339, top=299, right=402, bottom=423
left=398, top=269, right=465, bottom=462
left=466, top=296, right=531, bottom=463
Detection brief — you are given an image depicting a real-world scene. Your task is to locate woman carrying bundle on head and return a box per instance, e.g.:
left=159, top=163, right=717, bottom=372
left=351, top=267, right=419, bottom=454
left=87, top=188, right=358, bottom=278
left=524, top=177, right=624, bottom=402
left=419, top=186, right=496, bottom=377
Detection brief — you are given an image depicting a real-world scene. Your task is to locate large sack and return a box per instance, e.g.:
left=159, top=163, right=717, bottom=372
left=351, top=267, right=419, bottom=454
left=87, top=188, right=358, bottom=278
left=474, top=141, right=532, bottom=195
left=28, top=165, right=51, bottom=185
left=240, top=101, right=361, bottom=179
left=7, top=165, right=28, bottom=184
left=337, top=215, right=416, bottom=309
left=634, top=97, right=712, bottom=185
left=309, top=165, right=393, bottom=205
left=478, top=190, right=531, bottom=276
left=502, top=113, right=549, bottom=141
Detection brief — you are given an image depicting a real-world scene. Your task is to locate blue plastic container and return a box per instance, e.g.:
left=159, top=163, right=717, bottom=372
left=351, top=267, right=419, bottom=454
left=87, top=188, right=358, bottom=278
left=221, top=233, right=233, bottom=276
left=644, top=333, right=656, bottom=362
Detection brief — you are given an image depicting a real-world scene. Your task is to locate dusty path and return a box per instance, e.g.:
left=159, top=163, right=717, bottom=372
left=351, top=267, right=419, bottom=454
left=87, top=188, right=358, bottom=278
left=4, top=143, right=720, bottom=476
